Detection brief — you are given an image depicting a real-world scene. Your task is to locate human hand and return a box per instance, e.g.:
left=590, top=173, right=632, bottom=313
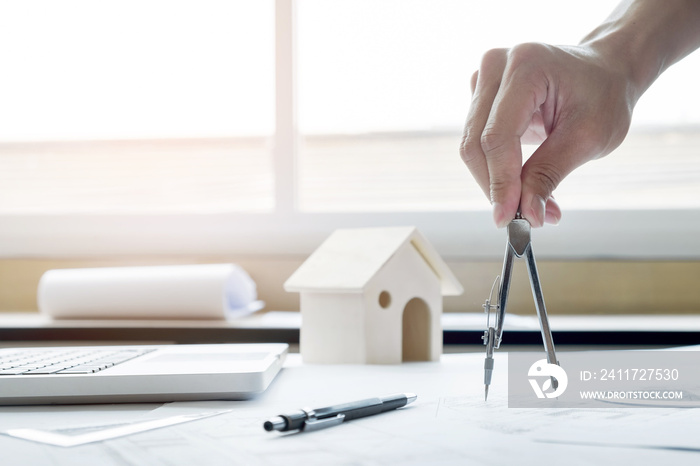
left=460, top=42, right=637, bottom=227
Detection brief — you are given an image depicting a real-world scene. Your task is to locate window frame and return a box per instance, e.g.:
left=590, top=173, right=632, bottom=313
left=2, top=0, right=700, bottom=261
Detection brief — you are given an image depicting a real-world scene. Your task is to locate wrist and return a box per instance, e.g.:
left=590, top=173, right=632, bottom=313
left=579, top=18, right=662, bottom=103
left=579, top=0, right=700, bottom=103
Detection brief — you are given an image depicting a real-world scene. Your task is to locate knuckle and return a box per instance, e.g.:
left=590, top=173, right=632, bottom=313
left=489, top=177, right=519, bottom=206
left=528, top=163, right=562, bottom=195
left=459, top=131, right=481, bottom=165
left=489, top=177, right=512, bottom=194
left=508, top=42, right=550, bottom=66
left=479, top=129, right=508, bottom=156
left=480, top=48, right=508, bottom=69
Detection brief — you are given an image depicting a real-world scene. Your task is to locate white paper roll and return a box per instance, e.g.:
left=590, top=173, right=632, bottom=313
left=37, top=264, right=263, bottom=320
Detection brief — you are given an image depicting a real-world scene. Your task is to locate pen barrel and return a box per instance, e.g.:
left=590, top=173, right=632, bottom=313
left=266, top=394, right=414, bottom=432
left=279, top=410, right=311, bottom=431
left=315, top=397, right=384, bottom=421
left=316, top=394, right=409, bottom=422
left=378, top=393, right=410, bottom=411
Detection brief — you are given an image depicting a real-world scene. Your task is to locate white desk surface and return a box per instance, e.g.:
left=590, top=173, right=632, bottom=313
left=4, top=311, right=700, bottom=331
left=1, top=352, right=699, bottom=465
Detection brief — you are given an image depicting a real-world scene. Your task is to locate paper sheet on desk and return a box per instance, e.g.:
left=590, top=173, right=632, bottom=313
left=38, top=264, right=263, bottom=320
left=2, top=353, right=700, bottom=465
left=143, top=353, right=700, bottom=463
left=3, top=410, right=232, bottom=447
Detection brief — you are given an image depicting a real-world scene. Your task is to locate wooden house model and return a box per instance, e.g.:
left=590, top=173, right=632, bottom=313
left=284, top=227, right=463, bottom=364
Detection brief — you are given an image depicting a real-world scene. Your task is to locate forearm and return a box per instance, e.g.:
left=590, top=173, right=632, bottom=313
left=581, top=0, right=700, bottom=101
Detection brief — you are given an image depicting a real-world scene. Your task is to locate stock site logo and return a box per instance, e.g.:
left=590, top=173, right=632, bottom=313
left=528, top=359, right=568, bottom=399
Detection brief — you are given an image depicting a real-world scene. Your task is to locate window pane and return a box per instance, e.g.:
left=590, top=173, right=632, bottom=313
left=0, top=1, right=274, bottom=213
left=297, top=0, right=700, bottom=212
left=0, top=138, right=272, bottom=214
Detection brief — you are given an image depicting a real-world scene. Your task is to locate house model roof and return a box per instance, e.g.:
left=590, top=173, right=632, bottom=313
left=284, top=226, right=463, bottom=295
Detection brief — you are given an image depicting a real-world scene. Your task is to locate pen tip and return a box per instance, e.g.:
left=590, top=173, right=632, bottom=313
left=484, top=386, right=489, bottom=401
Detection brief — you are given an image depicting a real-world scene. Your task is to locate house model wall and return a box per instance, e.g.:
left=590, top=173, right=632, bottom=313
left=284, top=227, right=463, bottom=364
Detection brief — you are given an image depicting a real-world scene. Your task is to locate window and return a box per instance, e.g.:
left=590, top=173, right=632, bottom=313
left=0, top=1, right=274, bottom=214
left=1, top=0, right=699, bottom=259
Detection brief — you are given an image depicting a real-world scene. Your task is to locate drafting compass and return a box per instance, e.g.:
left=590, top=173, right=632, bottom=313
left=482, top=212, right=559, bottom=401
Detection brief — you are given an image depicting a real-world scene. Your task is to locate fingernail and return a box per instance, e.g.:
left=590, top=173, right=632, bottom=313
left=529, top=196, right=546, bottom=228
left=544, top=209, right=560, bottom=225
left=492, top=203, right=509, bottom=228
left=545, top=197, right=562, bottom=225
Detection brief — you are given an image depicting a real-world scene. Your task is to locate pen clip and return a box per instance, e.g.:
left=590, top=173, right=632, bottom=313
left=301, top=413, right=346, bottom=432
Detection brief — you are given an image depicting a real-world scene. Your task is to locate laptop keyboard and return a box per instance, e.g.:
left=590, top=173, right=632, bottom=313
left=0, top=348, right=155, bottom=375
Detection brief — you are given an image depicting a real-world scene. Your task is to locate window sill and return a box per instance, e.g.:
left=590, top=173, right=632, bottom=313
left=1, top=209, right=700, bottom=259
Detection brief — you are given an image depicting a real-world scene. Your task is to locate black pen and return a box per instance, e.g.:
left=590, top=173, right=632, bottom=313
left=263, top=393, right=417, bottom=432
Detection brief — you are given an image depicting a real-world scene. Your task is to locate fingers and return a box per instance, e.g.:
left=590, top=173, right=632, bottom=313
left=460, top=48, right=508, bottom=201
left=462, top=45, right=553, bottom=228
left=480, top=46, right=549, bottom=227
left=462, top=42, right=634, bottom=228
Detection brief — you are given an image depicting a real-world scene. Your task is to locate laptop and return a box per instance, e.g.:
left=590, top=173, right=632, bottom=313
left=0, top=343, right=288, bottom=405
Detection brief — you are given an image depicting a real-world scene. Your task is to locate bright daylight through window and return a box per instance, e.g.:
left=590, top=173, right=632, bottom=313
left=297, top=0, right=700, bottom=212
left=0, top=1, right=699, bottom=247
left=0, top=1, right=275, bottom=214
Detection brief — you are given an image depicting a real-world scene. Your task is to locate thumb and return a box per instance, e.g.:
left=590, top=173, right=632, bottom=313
left=479, top=55, right=550, bottom=227
left=519, top=129, right=589, bottom=227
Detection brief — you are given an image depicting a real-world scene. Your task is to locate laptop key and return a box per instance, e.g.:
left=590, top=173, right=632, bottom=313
left=57, top=363, right=116, bottom=374
left=23, top=365, right=71, bottom=375
left=0, top=368, right=33, bottom=375
left=1, top=348, right=156, bottom=375
left=57, top=366, right=99, bottom=374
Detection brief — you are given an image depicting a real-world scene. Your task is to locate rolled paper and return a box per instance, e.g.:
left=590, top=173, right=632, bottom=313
left=37, top=264, right=263, bottom=320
